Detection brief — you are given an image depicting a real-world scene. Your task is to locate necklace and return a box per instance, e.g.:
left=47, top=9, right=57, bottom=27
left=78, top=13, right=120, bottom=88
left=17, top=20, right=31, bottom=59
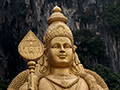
left=45, top=76, right=79, bottom=89
left=53, top=75, right=76, bottom=80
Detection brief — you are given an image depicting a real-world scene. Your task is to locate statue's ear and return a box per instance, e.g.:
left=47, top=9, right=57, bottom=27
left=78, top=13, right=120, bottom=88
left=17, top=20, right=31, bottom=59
left=44, top=47, right=47, bottom=55
left=73, top=45, right=77, bottom=52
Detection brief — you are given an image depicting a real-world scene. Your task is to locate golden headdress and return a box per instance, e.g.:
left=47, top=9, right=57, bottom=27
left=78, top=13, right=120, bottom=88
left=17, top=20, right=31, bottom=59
left=43, top=6, right=74, bottom=47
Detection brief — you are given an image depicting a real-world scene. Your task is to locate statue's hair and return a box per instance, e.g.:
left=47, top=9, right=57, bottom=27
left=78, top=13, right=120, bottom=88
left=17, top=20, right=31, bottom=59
left=36, top=52, right=84, bottom=76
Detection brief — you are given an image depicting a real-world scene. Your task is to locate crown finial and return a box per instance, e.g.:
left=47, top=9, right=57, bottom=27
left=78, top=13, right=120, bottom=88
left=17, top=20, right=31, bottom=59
left=47, top=6, right=68, bottom=25
left=52, top=5, right=61, bottom=13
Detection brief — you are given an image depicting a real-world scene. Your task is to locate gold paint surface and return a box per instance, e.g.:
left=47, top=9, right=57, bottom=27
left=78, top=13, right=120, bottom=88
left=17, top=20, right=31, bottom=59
left=7, top=6, right=109, bottom=90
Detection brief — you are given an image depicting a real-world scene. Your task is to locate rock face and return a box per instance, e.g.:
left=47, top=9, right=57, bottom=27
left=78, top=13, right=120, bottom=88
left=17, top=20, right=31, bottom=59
left=0, top=0, right=120, bottom=79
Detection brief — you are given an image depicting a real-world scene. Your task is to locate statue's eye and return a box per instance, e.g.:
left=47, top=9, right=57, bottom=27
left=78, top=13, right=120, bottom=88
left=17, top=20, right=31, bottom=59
left=64, top=44, right=71, bottom=48
left=52, top=44, right=59, bottom=48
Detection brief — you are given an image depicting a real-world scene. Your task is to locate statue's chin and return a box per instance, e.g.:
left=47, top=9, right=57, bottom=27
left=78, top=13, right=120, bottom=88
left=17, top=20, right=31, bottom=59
left=50, top=62, right=71, bottom=68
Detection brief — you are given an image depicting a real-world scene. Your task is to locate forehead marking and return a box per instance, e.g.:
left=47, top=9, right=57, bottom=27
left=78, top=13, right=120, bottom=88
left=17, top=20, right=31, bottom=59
left=60, top=38, right=63, bottom=41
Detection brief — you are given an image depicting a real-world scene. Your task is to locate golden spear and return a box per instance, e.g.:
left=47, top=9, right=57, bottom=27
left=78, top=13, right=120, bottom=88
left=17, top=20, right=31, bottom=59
left=18, top=30, right=44, bottom=90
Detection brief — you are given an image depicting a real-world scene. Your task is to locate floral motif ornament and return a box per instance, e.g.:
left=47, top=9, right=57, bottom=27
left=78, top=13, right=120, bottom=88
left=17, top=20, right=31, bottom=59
left=18, top=30, right=44, bottom=61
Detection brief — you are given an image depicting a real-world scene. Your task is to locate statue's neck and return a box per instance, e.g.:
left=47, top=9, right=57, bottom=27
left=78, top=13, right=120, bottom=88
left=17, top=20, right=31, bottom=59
left=50, top=67, right=71, bottom=75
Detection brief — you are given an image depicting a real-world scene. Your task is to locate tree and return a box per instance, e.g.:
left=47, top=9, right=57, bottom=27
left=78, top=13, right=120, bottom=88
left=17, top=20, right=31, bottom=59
left=94, top=64, right=120, bottom=90
left=102, top=2, right=120, bottom=40
left=0, top=79, right=11, bottom=90
left=73, top=29, right=106, bottom=66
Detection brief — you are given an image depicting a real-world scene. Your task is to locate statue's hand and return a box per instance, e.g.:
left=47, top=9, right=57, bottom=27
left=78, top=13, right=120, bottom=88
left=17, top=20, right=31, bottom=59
left=28, top=87, right=35, bottom=90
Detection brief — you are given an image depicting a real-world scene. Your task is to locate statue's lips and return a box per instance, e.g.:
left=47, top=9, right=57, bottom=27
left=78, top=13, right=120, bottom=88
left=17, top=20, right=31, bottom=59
left=57, top=54, right=67, bottom=58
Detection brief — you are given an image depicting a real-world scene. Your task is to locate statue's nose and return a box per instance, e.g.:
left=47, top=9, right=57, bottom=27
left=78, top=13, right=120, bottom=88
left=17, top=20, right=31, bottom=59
left=60, top=46, right=65, bottom=53
left=60, top=50, right=65, bottom=53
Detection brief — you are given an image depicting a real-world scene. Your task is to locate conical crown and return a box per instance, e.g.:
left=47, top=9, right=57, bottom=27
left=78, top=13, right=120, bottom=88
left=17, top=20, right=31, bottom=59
left=43, top=6, right=73, bottom=47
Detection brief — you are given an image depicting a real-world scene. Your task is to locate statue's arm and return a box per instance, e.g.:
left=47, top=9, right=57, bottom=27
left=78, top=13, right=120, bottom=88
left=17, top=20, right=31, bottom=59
left=97, top=84, right=104, bottom=90
left=84, top=69, right=109, bottom=90
left=80, top=78, right=89, bottom=90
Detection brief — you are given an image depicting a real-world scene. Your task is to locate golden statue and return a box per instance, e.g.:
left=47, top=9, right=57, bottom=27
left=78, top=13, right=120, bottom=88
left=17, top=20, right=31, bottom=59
left=7, top=6, right=109, bottom=90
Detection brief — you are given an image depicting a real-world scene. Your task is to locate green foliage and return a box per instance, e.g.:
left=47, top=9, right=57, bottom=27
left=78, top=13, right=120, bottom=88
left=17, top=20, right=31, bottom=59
left=78, top=9, right=95, bottom=25
left=73, top=29, right=106, bottom=64
left=73, top=29, right=106, bottom=59
left=79, top=15, right=89, bottom=24
left=0, top=79, right=11, bottom=90
left=102, top=2, right=120, bottom=39
left=93, top=64, right=120, bottom=90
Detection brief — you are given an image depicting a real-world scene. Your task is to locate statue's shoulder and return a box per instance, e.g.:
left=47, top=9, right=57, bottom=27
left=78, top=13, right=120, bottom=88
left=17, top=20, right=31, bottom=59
left=7, top=69, right=29, bottom=90
left=7, top=64, right=45, bottom=90
left=81, top=69, right=109, bottom=90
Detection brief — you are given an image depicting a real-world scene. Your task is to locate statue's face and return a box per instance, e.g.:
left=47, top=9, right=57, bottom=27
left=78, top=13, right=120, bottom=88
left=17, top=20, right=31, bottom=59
left=47, top=37, right=73, bottom=68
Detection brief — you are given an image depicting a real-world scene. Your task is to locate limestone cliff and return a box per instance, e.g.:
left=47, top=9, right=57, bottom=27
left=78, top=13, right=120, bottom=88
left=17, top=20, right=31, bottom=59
left=0, top=0, right=120, bottom=79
